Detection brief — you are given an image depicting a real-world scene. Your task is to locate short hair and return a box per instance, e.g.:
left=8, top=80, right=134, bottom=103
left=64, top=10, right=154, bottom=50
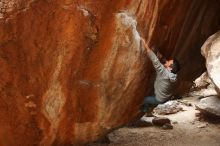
left=171, top=59, right=180, bottom=74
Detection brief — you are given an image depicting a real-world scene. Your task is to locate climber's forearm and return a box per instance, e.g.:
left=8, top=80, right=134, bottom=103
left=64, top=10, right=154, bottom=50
left=141, top=38, right=151, bottom=53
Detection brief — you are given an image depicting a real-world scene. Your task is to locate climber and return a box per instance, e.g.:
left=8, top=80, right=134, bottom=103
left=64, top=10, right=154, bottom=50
left=140, top=38, right=180, bottom=113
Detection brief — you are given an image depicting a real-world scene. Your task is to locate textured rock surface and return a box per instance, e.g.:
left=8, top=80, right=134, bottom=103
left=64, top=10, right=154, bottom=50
left=1, top=0, right=220, bottom=145
left=153, top=101, right=183, bottom=115
left=190, top=72, right=218, bottom=97
left=193, top=72, right=211, bottom=90
left=201, top=31, right=220, bottom=96
left=196, top=96, right=220, bottom=117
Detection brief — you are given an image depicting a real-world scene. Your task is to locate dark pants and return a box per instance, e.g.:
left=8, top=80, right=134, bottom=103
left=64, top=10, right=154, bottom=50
left=140, top=96, right=163, bottom=112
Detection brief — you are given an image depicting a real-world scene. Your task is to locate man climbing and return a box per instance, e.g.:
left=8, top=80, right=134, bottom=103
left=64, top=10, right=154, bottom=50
left=141, top=38, right=180, bottom=113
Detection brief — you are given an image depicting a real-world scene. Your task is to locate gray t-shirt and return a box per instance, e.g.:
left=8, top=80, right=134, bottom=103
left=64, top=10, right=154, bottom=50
left=147, top=50, right=177, bottom=102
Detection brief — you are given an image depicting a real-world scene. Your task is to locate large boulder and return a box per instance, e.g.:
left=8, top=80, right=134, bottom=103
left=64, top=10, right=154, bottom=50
left=201, top=31, right=220, bottom=96
left=196, top=96, right=220, bottom=117
left=1, top=0, right=220, bottom=145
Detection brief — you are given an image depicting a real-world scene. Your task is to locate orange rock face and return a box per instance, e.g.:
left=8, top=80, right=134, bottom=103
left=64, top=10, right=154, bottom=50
left=0, top=0, right=220, bottom=145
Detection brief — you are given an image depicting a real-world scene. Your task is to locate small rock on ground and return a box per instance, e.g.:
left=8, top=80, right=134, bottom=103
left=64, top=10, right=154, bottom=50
left=152, top=117, right=171, bottom=126
left=162, top=123, right=173, bottom=130
left=127, top=118, right=152, bottom=127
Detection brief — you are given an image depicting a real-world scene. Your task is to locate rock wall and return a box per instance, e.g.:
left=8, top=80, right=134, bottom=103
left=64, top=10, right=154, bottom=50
left=201, top=31, right=220, bottom=96
left=0, top=0, right=220, bottom=145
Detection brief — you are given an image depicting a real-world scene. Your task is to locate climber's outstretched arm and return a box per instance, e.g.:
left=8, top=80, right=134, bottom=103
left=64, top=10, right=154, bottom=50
left=141, top=38, right=165, bottom=74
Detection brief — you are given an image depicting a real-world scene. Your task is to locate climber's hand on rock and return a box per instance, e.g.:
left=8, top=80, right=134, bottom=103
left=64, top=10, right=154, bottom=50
left=141, top=38, right=150, bottom=52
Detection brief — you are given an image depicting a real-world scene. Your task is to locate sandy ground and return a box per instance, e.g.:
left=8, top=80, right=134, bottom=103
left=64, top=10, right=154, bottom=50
left=88, top=97, right=220, bottom=146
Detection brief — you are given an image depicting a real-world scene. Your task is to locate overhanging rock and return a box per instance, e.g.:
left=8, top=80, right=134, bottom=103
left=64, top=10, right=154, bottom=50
left=1, top=0, right=220, bottom=145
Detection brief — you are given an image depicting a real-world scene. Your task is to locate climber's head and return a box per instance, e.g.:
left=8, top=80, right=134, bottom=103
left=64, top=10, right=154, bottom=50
left=164, top=59, right=180, bottom=74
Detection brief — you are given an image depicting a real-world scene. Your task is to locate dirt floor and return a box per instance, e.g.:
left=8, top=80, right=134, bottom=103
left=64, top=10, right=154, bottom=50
left=89, top=97, right=220, bottom=146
